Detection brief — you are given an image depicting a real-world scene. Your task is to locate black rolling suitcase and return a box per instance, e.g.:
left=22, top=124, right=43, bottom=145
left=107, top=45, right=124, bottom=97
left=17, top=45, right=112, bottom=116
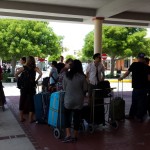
left=81, top=105, right=105, bottom=125
left=34, top=92, right=50, bottom=123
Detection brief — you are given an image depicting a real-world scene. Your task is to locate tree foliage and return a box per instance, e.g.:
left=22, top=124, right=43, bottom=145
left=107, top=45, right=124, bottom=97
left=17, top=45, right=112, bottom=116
left=65, top=54, right=75, bottom=60
left=0, top=19, right=62, bottom=74
left=0, top=19, right=62, bottom=59
left=82, top=31, right=94, bottom=58
left=83, top=26, right=150, bottom=58
left=48, top=55, right=60, bottom=62
left=82, top=26, right=150, bottom=74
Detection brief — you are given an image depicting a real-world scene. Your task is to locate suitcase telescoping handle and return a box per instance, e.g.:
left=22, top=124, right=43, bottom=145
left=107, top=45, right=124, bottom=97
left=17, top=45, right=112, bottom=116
left=117, top=80, right=123, bottom=98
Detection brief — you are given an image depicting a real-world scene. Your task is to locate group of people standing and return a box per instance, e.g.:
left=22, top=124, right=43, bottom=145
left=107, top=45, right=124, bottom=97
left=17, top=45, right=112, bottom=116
left=13, top=53, right=106, bottom=143
left=13, top=52, right=150, bottom=143
left=48, top=56, right=88, bottom=143
left=55, top=54, right=105, bottom=143
left=15, top=55, right=88, bottom=143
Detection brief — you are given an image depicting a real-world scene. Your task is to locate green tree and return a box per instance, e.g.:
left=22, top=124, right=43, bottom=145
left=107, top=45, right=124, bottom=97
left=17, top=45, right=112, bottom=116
left=65, top=54, right=75, bottom=60
left=82, top=26, right=150, bottom=75
left=0, top=19, right=62, bottom=74
left=77, top=50, right=92, bottom=62
left=48, top=55, right=60, bottom=62
left=82, top=31, right=94, bottom=58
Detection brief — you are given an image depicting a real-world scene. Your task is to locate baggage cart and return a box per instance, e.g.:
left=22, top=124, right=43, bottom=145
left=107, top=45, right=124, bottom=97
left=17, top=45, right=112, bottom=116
left=81, top=80, right=117, bottom=133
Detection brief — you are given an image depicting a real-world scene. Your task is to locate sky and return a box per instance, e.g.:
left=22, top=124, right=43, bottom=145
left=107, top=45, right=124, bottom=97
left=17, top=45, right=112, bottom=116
left=49, top=22, right=150, bottom=53
left=146, top=28, right=150, bottom=38
left=49, top=22, right=94, bottom=51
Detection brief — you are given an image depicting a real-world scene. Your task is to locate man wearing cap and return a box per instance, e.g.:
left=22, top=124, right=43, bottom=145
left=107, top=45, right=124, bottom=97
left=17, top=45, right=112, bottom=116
left=86, top=53, right=105, bottom=105
left=119, top=53, right=150, bottom=122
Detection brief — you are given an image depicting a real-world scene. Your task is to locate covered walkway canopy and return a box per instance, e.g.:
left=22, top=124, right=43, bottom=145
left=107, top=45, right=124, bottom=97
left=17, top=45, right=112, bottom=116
left=1, top=0, right=150, bottom=54
left=0, top=0, right=150, bottom=27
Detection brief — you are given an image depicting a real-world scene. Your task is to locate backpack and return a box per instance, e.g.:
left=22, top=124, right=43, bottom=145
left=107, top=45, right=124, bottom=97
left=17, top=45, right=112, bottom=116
left=17, top=67, right=35, bottom=90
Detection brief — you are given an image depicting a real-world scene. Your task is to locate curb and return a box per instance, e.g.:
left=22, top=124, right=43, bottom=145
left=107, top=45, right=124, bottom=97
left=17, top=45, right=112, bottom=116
left=107, top=79, right=131, bottom=83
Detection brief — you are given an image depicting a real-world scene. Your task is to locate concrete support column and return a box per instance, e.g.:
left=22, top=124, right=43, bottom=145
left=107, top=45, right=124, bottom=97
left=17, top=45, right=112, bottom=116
left=130, top=56, right=133, bottom=65
left=93, top=17, right=104, bottom=54
left=0, top=59, right=2, bottom=66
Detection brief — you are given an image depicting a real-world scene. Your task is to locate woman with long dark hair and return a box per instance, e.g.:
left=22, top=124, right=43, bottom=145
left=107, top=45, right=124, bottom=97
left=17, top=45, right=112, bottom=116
left=62, top=59, right=87, bottom=143
left=56, top=58, right=73, bottom=91
left=15, top=56, right=42, bottom=123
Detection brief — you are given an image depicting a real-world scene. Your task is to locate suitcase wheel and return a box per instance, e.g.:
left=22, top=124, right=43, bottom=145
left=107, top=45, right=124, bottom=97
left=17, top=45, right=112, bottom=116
left=79, top=120, right=86, bottom=132
left=54, top=128, right=61, bottom=139
left=111, top=121, right=118, bottom=129
left=88, top=124, right=95, bottom=134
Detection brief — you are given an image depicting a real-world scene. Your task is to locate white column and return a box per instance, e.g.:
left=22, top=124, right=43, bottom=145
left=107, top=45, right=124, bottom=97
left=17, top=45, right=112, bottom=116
left=93, top=17, right=104, bottom=54
left=0, top=59, right=2, bottom=65
left=130, top=56, right=133, bottom=65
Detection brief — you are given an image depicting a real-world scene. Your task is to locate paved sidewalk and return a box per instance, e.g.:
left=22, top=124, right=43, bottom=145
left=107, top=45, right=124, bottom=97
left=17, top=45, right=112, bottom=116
left=0, top=81, right=133, bottom=150
left=0, top=105, right=35, bottom=150
left=0, top=82, right=39, bottom=150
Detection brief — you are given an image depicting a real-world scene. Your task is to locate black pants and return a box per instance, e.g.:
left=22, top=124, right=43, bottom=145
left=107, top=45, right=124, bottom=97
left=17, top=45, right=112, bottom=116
left=147, top=91, right=150, bottom=116
left=0, top=81, right=6, bottom=105
left=64, top=108, right=81, bottom=131
left=129, top=89, right=147, bottom=119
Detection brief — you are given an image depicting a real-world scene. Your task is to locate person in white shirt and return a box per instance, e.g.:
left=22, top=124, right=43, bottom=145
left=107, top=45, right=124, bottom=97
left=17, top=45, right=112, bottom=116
left=86, top=53, right=105, bottom=105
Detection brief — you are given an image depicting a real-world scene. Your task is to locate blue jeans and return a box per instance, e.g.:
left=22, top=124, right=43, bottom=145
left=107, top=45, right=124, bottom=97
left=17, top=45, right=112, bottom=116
left=129, top=89, right=147, bottom=119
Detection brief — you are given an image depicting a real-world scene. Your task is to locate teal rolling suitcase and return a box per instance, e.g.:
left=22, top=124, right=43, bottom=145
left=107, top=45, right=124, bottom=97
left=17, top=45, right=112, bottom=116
left=34, top=92, right=50, bottom=123
left=48, top=91, right=65, bottom=128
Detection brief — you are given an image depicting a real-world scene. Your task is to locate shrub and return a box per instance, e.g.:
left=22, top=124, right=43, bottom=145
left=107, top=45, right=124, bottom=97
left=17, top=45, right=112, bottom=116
left=2, top=73, right=16, bottom=82
left=105, top=74, right=119, bottom=79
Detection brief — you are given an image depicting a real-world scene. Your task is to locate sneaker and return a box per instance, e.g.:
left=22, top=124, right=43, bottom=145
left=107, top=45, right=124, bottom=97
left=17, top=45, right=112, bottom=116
left=62, top=136, right=72, bottom=143
left=71, top=137, right=78, bottom=143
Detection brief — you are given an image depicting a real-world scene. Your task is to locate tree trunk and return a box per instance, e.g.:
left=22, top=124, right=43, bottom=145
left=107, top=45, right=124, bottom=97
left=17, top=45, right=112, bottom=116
left=110, top=56, right=115, bottom=76
left=11, top=57, right=17, bottom=76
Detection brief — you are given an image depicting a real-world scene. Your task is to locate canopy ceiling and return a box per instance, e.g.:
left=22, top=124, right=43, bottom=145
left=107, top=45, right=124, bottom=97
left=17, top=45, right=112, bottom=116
left=1, top=0, right=150, bottom=27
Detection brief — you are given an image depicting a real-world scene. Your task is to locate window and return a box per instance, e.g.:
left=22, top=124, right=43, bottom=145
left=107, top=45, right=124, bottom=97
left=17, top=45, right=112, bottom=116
left=124, top=59, right=130, bottom=68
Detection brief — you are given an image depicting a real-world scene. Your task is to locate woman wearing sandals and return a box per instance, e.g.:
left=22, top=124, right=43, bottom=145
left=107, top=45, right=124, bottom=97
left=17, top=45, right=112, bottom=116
left=15, top=56, right=42, bottom=123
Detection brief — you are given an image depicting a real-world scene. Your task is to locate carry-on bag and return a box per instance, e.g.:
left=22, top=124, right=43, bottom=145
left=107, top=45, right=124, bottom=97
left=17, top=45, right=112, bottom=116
left=34, top=92, right=50, bottom=123
left=109, top=80, right=125, bottom=121
left=48, top=91, right=65, bottom=128
left=48, top=91, right=65, bottom=139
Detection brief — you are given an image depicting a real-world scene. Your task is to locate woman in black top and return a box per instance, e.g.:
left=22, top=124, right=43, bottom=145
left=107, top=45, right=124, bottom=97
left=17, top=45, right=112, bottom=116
left=15, top=56, right=42, bottom=123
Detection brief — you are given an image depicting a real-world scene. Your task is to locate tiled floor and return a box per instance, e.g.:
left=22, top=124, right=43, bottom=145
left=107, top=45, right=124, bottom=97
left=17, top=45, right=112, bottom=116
left=0, top=104, right=35, bottom=150
left=6, top=91, right=150, bottom=150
